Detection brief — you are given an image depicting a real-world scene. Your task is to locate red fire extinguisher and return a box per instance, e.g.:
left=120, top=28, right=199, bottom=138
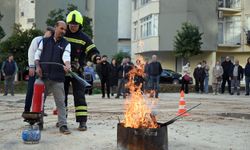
left=31, top=79, right=45, bottom=113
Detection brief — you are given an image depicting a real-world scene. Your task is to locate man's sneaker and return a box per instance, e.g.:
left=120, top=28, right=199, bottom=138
left=59, top=125, right=71, bottom=134
left=78, top=122, right=87, bottom=131
left=43, top=112, right=48, bottom=117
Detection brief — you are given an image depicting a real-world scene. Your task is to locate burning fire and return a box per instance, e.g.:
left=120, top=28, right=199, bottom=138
left=122, top=56, right=159, bottom=128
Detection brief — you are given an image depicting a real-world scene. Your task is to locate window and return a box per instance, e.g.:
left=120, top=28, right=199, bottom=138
left=133, top=21, right=138, bottom=40
left=134, top=0, right=152, bottom=10
left=134, top=0, right=139, bottom=10
left=225, top=16, right=241, bottom=44
left=140, top=14, right=158, bottom=38
left=218, top=0, right=241, bottom=8
left=21, top=12, right=24, bottom=17
left=218, top=16, right=241, bottom=44
left=27, top=18, right=34, bottom=23
left=218, top=22, right=224, bottom=44
left=85, top=0, right=88, bottom=10
left=246, top=16, right=250, bottom=30
left=141, top=0, right=151, bottom=6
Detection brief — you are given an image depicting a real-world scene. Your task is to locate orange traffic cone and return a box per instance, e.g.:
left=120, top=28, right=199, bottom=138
left=176, top=90, right=189, bottom=116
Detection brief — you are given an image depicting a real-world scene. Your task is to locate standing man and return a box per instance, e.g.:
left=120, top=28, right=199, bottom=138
left=23, top=27, right=54, bottom=113
left=148, top=55, right=163, bottom=98
left=96, top=55, right=111, bottom=99
left=35, top=21, right=71, bottom=134
left=64, top=10, right=100, bottom=131
left=221, top=56, right=233, bottom=94
left=245, top=57, right=250, bottom=96
left=193, top=62, right=206, bottom=93
left=229, top=60, right=243, bottom=95
left=1, top=54, right=18, bottom=96
left=202, top=60, right=210, bottom=93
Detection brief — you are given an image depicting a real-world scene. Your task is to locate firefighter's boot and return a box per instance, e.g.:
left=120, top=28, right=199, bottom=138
left=78, top=122, right=87, bottom=131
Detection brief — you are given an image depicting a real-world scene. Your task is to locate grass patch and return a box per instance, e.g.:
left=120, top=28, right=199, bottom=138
left=0, top=81, right=28, bottom=94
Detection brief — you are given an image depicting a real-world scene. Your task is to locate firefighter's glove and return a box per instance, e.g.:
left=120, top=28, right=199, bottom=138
left=71, top=62, right=80, bottom=72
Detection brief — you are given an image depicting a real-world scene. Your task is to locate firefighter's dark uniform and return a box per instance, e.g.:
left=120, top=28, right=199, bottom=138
left=65, top=10, right=100, bottom=129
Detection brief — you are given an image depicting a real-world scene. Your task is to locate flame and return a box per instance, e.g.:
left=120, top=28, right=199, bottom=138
left=122, top=56, right=159, bottom=128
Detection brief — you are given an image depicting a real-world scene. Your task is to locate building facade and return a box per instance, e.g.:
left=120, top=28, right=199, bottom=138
left=0, top=0, right=16, bottom=40
left=131, top=0, right=250, bottom=84
left=94, top=0, right=131, bottom=58
left=217, top=0, right=250, bottom=65
left=15, top=0, right=35, bottom=30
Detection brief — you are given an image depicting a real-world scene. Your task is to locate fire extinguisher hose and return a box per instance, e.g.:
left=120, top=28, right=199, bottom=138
left=38, top=62, right=91, bottom=87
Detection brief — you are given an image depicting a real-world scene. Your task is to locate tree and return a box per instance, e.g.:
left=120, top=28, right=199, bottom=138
left=0, top=24, right=43, bottom=71
left=112, top=52, right=130, bottom=65
left=0, top=11, right=6, bottom=41
left=46, top=9, right=65, bottom=27
left=173, top=22, right=203, bottom=60
left=46, top=3, right=93, bottom=38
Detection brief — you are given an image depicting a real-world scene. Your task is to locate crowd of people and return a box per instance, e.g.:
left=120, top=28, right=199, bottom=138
left=87, top=54, right=163, bottom=99
left=182, top=56, right=250, bottom=96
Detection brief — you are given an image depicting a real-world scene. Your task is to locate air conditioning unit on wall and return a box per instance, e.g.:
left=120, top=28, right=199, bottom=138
left=218, top=10, right=223, bottom=19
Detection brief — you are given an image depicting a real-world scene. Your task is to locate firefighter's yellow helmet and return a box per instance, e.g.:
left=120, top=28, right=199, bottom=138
left=66, top=10, right=83, bottom=25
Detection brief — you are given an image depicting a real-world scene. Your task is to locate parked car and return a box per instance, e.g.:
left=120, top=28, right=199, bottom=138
left=160, top=69, right=193, bottom=84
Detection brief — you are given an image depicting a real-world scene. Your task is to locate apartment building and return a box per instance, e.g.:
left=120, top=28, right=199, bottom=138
left=131, top=0, right=250, bottom=79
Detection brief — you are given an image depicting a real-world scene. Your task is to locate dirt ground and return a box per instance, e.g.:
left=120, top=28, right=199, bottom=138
left=0, top=93, right=250, bottom=150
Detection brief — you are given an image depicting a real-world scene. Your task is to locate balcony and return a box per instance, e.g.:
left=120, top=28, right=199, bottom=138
left=218, top=34, right=241, bottom=47
left=218, top=0, right=241, bottom=13
left=218, top=43, right=241, bottom=48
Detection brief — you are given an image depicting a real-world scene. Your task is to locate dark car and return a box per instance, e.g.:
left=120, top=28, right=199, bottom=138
left=160, top=69, right=193, bottom=84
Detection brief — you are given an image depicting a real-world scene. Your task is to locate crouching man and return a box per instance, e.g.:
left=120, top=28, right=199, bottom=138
left=35, top=21, right=71, bottom=134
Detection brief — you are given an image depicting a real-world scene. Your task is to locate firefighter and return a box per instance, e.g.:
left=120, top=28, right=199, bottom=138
left=64, top=10, right=100, bottom=131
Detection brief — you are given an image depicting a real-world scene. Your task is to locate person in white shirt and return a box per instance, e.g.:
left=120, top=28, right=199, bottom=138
left=23, top=27, right=54, bottom=113
left=24, top=27, right=54, bottom=113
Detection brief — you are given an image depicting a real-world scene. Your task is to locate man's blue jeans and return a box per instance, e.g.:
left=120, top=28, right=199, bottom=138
left=204, top=76, right=209, bottom=93
left=149, top=75, right=160, bottom=98
left=24, top=75, right=36, bottom=112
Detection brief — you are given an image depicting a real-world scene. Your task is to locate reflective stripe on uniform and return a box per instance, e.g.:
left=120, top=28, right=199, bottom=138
left=85, top=44, right=96, bottom=54
left=75, top=106, right=87, bottom=111
left=76, top=112, right=88, bottom=116
left=64, top=37, right=86, bottom=46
